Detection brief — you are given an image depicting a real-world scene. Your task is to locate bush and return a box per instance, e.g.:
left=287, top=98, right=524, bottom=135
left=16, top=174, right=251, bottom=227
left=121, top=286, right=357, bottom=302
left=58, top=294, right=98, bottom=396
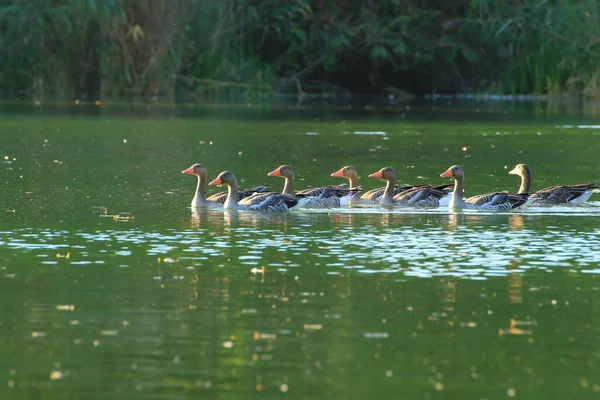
left=0, top=0, right=598, bottom=100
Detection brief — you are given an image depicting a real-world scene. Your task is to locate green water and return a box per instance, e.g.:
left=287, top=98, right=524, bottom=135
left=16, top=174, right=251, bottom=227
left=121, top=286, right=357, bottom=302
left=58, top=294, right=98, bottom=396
left=1, top=106, right=600, bottom=399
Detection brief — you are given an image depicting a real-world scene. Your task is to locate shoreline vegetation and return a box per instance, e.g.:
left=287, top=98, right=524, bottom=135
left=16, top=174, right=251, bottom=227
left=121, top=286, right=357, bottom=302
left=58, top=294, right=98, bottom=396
left=1, top=0, right=599, bottom=103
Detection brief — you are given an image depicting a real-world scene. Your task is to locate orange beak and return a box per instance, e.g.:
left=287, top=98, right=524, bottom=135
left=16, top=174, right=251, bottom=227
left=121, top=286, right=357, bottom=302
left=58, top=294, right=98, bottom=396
left=267, top=168, right=281, bottom=177
left=330, top=168, right=345, bottom=178
left=368, top=171, right=383, bottom=179
left=182, top=166, right=194, bottom=175
left=440, top=168, right=453, bottom=178
left=208, top=177, right=222, bottom=186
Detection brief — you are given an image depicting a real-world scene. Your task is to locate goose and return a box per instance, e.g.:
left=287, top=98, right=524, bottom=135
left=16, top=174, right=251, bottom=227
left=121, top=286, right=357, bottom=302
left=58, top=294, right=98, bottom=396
left=368, top=167, right=453, bottom=207
left=440, top=165, right=535, bottom=211
left=267, top=164, right=360, bottom=208
left=208, top=171, right=298, bottom=212
left=182, top=163, right=267, bottom=208
left=509, top=163, right=599, bottom=204
left=330, top=165, right=426, bottom=205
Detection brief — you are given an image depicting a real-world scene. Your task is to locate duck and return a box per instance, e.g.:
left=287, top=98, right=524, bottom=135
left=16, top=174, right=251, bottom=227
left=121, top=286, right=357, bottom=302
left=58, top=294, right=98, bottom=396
left=330, top=165, right=425, bottom=204
left=368, top=167, right=453, bottom=207
left=208, top=171, right=298, bottom=212
left=508, top=163, right=599, bottom=205
left=440, top=165, right=535, bottom=211
left=182, top=163, right=267, bottom=208
left=267, top=164, right=360, bottom=208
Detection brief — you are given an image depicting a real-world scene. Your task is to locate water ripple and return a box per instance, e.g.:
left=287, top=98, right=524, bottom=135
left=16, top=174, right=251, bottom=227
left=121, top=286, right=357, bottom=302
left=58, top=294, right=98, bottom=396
left=1, top=209, right=599, bottom=279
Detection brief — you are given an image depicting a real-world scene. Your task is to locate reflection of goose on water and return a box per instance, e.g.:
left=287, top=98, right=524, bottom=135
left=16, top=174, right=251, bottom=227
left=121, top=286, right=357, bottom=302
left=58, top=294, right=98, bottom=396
left=509, top=163, right=599, bottom=205
left=498, top=318, right=534, bottom=336
left=441, top=165, right=536, bottom=212
left=368, top=167, right=453, bottom=207
left=267, top=164, right=360, bottom=208
left=189, top=209, right=223, bottom=229
left=223, top=208, right=290, bottom=228
left=182, top=163, right=267, bottom=208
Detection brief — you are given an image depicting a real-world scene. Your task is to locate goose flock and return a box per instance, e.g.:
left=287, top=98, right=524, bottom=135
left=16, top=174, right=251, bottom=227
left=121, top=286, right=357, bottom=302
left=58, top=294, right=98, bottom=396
left=182, top=163, right=599, bottom=213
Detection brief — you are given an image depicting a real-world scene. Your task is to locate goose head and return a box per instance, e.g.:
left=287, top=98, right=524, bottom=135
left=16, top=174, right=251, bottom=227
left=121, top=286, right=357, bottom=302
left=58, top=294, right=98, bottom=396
left=209, top=171, right=236, bottom=187
left=182, top=163, right=207, bottom=178
left=267, top=164, right=294, bottom=179
left=368, top=167, right=396, bottom=182
left=331, top=165, right=357, bottom=180
left=440, top=165, right=464, bottom=180
left=508, top=163, right=528, bottom=177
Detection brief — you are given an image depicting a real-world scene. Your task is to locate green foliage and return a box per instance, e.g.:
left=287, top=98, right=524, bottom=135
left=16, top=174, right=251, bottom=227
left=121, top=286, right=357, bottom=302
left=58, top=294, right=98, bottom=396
left=463, top=0, right=600, bottom=95
left=0, top=0, right=599, bottom=99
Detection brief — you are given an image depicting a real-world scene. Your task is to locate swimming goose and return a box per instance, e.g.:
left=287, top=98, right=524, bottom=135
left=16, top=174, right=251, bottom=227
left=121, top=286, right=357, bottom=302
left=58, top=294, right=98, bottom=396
left=182, top=163, right=267, bottom=208
left=509, top=163, right=599, bottom=204
left=267, top=164, right=360, bottom=208
left=208, top=171, right=298, bottom=212
left=330, top=165, right=422, bottom=204
left=368, top=167, right=453, bottom=207
left=440, top=165, right=535, bottom=211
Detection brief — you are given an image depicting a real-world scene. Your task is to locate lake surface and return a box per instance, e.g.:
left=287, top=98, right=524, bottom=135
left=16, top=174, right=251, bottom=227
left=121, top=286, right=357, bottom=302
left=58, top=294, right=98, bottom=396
left=1, top=103, right=600, bottom=399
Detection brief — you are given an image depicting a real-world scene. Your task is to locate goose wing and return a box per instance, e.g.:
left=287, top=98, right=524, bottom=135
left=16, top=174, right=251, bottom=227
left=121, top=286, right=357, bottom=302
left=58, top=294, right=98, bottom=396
left=394, top=184, right=452, bottom=207
left=534, top=183, right=599, bottom=204
left=360, top=184, right=418, bottom=202
left=295, top=183, right=349, bottom=197
left=238, top=193, right=298, bottom=212
left=208, top=185, right=269, bottom=204
left=467, top=192, right=532, bottom=211
left=296, top=186, right=362, bottom=208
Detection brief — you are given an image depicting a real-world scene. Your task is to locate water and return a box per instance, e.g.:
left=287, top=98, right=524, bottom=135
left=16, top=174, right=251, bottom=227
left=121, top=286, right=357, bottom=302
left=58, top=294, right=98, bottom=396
left=1, top=105, right=600, bottom=399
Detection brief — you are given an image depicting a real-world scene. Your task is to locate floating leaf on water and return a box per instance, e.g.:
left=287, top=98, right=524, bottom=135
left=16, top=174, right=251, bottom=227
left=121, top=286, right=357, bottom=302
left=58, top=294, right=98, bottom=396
left=100, top=330, right=118, bottom=336
left=222, top=341, right=233, bottom=348
left=253, top=331, right=277, bottom=340
left=31, top=332, right=46, bottom=338
left=50, top=371, right=63, bottom=380
left=112, top=215, right=135, bottom=222
left=303, top=324, right=323, bottom=330
left=363, top=332, right=389, bottom=339
left=56, top=305, right=74, bottom=311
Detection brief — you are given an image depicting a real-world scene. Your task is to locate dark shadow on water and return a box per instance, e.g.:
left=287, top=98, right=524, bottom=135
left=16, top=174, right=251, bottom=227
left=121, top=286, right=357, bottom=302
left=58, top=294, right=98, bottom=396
left=4, top=96, right=600, bottom=121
